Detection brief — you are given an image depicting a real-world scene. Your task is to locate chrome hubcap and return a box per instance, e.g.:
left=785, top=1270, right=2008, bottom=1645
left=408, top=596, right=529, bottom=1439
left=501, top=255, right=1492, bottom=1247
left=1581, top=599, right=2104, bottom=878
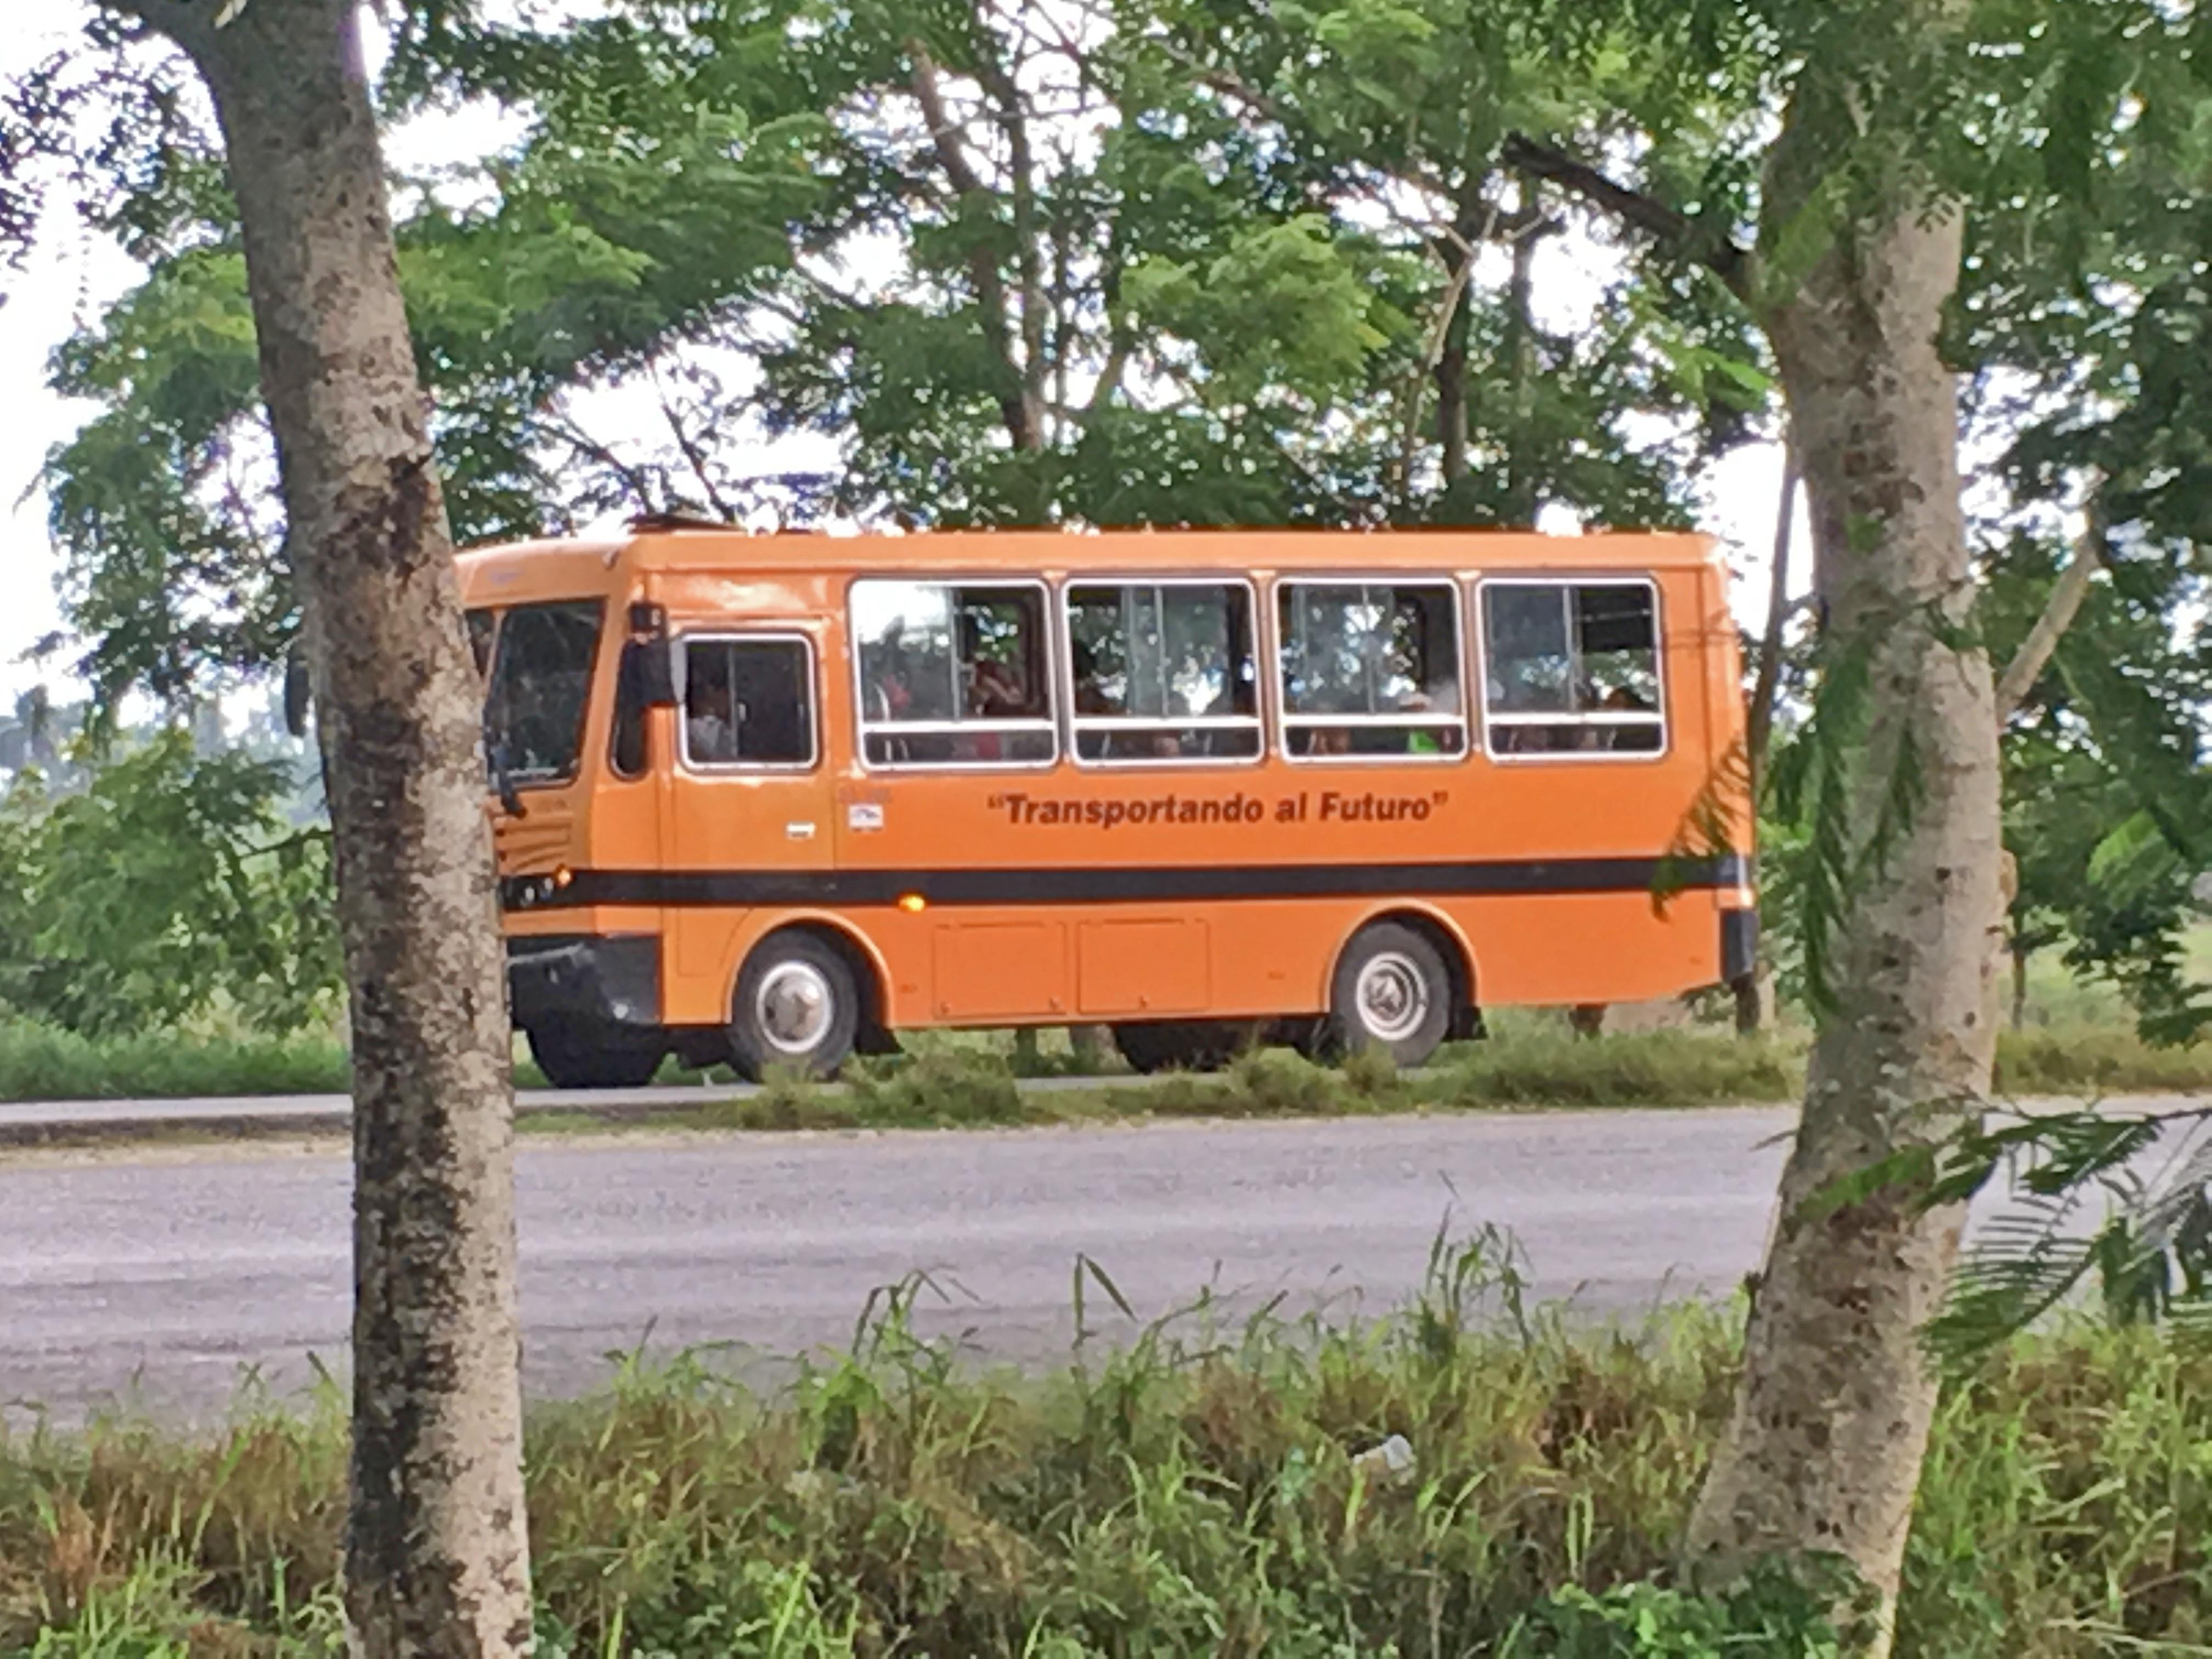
left=755, top=961, right=834, bottom=1054
left=1355, top=951, right=1429, bottom=1043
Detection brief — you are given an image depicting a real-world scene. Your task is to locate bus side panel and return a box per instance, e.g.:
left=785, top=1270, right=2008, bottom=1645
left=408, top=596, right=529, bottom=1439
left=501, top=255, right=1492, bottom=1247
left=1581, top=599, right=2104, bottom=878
left=1446, top=893, right=1717, bottom=1007
left=659, top=890, right=1720, bottom=1029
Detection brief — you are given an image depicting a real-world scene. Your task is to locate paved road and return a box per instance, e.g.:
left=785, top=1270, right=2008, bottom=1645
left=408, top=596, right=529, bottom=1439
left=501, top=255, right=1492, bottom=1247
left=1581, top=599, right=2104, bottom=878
left=6, top=1097, right=2199, bottom=1424
left=4, top=1108, right=1800, bottom=1422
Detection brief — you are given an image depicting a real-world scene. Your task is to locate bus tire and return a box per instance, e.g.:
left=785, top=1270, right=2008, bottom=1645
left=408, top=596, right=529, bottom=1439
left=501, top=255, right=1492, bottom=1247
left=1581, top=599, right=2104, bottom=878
left=728, top=931, right=860, bottom=1081
left=526, top=1023, right=665, bottom=1090
left=1328, top=922, right=1452, bottom=1069
left=1111, top=1020, right=1250, bottom=1075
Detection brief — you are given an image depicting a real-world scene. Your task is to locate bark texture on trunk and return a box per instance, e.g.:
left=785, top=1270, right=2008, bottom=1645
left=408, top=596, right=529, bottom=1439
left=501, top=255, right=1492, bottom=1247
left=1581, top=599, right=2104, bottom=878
left=1683, top=89, right=2004, bottom=1643
left=145, top=2, right=532, bottom=1652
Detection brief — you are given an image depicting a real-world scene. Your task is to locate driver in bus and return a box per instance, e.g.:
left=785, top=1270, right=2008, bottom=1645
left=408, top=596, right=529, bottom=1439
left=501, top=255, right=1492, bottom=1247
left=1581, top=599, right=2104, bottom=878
left=686, top=657, right=736, bottom=763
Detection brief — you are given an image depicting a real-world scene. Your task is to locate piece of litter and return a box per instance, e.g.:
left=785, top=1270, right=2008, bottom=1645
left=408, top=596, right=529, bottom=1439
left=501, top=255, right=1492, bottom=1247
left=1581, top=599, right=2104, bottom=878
left=1351, top=1434, right=1415, bottom=1481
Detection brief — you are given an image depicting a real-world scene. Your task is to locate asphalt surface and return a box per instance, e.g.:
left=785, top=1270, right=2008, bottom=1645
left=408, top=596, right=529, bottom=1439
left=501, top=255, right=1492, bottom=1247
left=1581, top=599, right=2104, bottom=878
left=4, top=1106, right=1799, bottom=1423
left=6, top=1096, right=2200, bottom=1425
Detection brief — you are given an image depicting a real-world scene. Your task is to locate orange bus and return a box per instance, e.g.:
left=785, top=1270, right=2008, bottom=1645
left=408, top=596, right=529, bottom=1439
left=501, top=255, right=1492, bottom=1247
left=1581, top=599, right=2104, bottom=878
left=459, top=523, right=1754, bottom=1087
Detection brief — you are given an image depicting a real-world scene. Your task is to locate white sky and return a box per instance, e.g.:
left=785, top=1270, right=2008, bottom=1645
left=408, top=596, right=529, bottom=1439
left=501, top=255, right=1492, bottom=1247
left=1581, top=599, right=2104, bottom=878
left=0, top=5, right=1802, bottom=706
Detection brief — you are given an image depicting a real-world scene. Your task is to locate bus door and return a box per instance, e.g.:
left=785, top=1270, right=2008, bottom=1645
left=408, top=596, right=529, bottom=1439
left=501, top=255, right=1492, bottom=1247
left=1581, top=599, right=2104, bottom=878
left=662, top=628, right=836, bottom=1016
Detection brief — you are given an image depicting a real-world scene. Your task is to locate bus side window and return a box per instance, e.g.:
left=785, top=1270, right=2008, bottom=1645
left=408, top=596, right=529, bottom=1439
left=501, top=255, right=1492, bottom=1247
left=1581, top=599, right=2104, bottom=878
left=1480, top=580, right=1665, bottom=757
left=851, top=580, right=1057, bottom=768
left=682, top=637, right=816, bottom=769
left=1277, top=580, right=1466, bottom=760
left=1065, top=580, right=1261, bottom=764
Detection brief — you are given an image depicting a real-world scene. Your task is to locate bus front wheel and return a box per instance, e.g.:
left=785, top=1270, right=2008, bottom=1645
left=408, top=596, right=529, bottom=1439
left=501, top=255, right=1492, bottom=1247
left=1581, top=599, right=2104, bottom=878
left=729, top=932, right=860, bottom=1081
left=1328, top=923, right=1452, bottom=1069
left=526, top=1023, right=665, bottom=1090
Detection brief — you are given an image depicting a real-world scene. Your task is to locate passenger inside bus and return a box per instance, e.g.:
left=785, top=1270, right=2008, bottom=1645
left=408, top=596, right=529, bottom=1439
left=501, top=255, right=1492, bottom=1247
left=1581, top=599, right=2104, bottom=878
left=686, top=660, right=735, bottom=763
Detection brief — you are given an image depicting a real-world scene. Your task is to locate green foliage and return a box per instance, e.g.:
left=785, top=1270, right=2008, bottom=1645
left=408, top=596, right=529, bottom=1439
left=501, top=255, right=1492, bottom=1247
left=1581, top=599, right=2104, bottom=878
left=1910, top=1104, right=2212, bottom=1363
left=0, top=732, right=342, bottom=1038
left=1757, top=628, right=1903, bottom=1018
left=1994, top=1023, right=2212, bottom=1095
left=0, top=1022, right=351, bottom=1105
left=1435, top=1027, right=1800, bottom=1108
left=13, top=1014, right=2210, bottom=1114
left=1501, top=1561, right=1857, bottom=1657
left=5, top=1281, right=2209, bottom=1655
left=1997, top=580, right=2212, bottom=1045
left=1124, top=216, right=1412, bottom=407
left=840, top=1048, right=1029, bottom=1127
left=35, top=0, right=1760, bottom=708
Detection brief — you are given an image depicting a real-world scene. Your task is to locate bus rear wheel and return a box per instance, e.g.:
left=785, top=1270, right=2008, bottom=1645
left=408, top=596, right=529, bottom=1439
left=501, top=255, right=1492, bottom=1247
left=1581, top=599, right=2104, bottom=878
left=1111, top=1020, right=1252, bottom=1075
left=729, top=932, right=860, bottom=1081
left=526, top=1023, right=665, bottom=1090
left=1328, top=922, right=1452, bottom=1069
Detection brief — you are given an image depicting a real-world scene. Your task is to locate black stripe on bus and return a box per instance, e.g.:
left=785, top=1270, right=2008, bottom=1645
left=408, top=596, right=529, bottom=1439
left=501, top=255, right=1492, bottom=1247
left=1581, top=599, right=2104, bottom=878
left=504, top=854, right=1747, bottom=912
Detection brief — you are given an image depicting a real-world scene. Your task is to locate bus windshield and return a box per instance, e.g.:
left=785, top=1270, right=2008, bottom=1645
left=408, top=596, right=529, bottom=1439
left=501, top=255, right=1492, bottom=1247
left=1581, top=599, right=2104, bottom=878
left=478, top=600, right=604, bottom=786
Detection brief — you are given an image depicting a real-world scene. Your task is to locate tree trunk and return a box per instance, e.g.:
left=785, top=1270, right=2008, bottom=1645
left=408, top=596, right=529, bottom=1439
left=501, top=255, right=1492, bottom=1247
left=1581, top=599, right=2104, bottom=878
left=1070, top=1024, right=1110, bottom=1071
left=1435, top=245, right=1472, bottom=487
left=1733, top=969, right=1769, bottom=1037
left=142, top=2, right=533, bottom=1653
left=1683, top=82, right=2004, bottom=1646
left=1502, top=212, right=1542, bottom=524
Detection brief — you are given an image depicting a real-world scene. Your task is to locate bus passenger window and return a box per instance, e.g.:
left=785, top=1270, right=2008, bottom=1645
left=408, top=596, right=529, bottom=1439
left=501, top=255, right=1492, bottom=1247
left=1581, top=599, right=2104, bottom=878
left=1065, top=581, right=1261, bottom=764
left=1277, top=580, right=1466, bottom=760
left=851, top=580, right=1056, bottom=767
left=1480, top=580, right=1664, bottom=757
left=681, top=637, right=815, bottom=768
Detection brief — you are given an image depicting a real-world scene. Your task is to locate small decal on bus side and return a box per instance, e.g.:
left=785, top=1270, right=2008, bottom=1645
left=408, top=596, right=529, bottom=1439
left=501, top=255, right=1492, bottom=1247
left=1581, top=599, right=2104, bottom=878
left=848, top=802, right=885, bottom=832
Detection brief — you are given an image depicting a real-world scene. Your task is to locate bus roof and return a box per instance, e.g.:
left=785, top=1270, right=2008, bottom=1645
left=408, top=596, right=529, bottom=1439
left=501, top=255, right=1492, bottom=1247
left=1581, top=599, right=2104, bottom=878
left=455, top=526, right=1721, bottom=590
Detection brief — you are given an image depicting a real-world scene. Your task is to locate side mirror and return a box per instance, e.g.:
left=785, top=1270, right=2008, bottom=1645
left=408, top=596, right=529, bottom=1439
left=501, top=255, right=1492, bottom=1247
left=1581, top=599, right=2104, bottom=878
left=612, top=608, right=677, bottom=780
left=622, top=639, right=679, bottom=708
left=620, top=603, right=679, bottom=708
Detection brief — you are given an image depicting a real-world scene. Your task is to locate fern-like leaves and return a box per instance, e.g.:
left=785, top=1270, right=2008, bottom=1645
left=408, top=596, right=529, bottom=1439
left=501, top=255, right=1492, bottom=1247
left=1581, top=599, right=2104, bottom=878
left=1917, top=1106, right=2212, bottom=1365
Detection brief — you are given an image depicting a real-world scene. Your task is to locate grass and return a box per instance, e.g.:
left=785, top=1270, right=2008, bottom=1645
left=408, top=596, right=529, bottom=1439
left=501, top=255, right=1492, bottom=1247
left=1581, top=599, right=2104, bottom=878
left=1994, top=1024, right=2212, bottom=1096
left=2011, top=922, right=2212, bottom=1030
left=520, top=1033, right=1808, bottom=1142
left=3, top=1242, right=2207, bottom=1656
left=9, top=1013, right=2209, bottom=1152
left=0, top=1020, right=352, bottom=1104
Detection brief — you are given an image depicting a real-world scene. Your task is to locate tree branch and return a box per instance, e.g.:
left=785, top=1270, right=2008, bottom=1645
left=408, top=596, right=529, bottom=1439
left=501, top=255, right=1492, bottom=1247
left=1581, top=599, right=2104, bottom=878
left=1393, top=220, right=1482, bottom=506
left=1995, top=487, right=2106, bottom=726
left=542, top=410, right=660, bottom=515
left=964, top=16, right=1047, bottom=454
left=908, top=41, right=1035, bottom=451
left=652, top=372, right=740, bottom=523
left=1499, top=132, right=1750, bottom=301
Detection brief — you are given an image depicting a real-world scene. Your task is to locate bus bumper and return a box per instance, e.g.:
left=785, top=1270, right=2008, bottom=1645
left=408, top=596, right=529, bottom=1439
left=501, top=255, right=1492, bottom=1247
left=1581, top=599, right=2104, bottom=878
left=506, top=934, right=661, bottom=1031
left=1721, top=908, right=1759, bottom=985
